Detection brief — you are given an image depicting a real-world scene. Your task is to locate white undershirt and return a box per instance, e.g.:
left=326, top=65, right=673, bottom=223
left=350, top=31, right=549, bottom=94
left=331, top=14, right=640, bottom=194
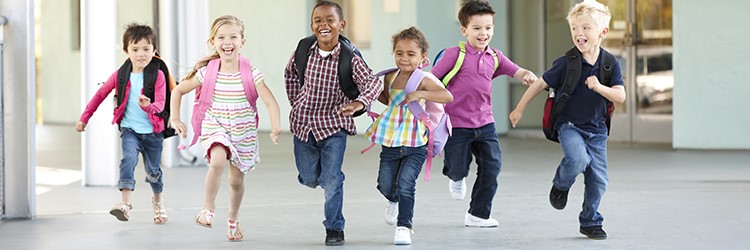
left=318, top=48, right=332, bottom=58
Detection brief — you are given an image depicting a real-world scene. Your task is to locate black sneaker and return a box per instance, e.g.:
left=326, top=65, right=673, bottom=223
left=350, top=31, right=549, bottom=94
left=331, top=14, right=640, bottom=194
left=549, top=186, right=569, bottom=210
left=580, top=226, right=607, bottom=240
left=325, top=229, right=345, bottom=246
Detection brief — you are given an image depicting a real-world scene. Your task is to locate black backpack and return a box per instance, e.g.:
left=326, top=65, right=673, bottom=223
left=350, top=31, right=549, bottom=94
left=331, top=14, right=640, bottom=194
left=294, top=35, right=366, bottom=117
left=542, top=47, right=615, bottom=143
left=116, top=55, right=177, bottom=138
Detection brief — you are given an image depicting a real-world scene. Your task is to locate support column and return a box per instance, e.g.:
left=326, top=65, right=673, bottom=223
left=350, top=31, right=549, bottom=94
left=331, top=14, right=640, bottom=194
left=0, top=0, right=36, bottom=219
left=81, top=0, right=118, bottom=186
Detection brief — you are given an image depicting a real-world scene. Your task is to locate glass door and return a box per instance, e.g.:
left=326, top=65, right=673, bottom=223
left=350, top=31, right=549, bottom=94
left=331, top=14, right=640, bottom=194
left=601, top=0, right=673, bottom=143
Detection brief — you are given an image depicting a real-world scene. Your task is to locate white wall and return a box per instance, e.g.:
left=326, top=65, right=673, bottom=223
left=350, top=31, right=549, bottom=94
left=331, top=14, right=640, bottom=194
left=673, top=1, right=750, bottom=149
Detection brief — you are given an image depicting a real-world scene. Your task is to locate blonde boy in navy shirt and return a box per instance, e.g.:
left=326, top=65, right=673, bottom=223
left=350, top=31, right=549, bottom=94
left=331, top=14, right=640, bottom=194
left=510, top=0, right=626, bottom=239
left=431, top=0, right=537, bottom=227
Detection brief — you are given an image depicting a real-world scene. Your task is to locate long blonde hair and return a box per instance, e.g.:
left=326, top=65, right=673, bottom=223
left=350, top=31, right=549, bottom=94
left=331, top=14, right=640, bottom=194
left=182, top=15, right=246, bottom=81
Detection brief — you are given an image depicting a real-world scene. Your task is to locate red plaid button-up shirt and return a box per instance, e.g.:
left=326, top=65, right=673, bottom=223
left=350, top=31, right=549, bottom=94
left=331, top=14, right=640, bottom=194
left=284, top=42, right=382, bottom=142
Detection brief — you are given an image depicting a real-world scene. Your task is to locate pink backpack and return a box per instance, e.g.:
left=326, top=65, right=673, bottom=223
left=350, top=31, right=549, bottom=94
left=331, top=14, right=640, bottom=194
left=367, top=68, right=452, bottom=181
left=187, top=56, right=258, bottom=147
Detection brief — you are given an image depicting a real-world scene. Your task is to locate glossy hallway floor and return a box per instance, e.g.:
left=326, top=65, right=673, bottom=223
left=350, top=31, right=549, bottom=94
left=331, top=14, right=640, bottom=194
left=1, top=125, right=749, bottom=249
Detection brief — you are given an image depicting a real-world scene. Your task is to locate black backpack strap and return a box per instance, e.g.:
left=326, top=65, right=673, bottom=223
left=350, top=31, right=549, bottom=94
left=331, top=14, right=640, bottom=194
left=598, top=49, right=616, bottom=135
left=142, top=59, right=160, bottom=103
left=337, top=36, right=359, bottom=100
left=116, top=60, right=132, bottom=107
left=598, top=50, right=615, bottom=87
left=553, top=47, right=583, bottom=115
left=294, top=35, right=317, bottom=86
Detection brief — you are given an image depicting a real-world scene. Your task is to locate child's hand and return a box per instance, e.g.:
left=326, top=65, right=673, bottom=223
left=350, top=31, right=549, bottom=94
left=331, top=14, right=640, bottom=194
left=138, top=95, right=151, bottom=107
left=509, top=110, right=523, bottom=128
left=585, top=76, right=602, bottom=92
left=404, top=91, right=423, bottom=103
left=170, top=119, right=187, bottom=138
left=75, top=121, right=87, bottom=132
left=522, top=71, right=538, bottom=86
left=337, top=101, right=364, bottom=116
left=269, top=128, right=281, bottom=145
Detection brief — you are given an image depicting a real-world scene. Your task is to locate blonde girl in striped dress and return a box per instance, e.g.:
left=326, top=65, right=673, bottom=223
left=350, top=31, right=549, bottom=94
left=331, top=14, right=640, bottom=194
left=364, top=27, right=452, bottom=245
left=170, top=15, right=281, bottom=241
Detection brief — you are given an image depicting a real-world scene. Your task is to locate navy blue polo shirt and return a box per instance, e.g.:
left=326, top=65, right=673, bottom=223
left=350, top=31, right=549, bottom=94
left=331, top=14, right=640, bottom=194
left=542, top=48, right=624, bottom=134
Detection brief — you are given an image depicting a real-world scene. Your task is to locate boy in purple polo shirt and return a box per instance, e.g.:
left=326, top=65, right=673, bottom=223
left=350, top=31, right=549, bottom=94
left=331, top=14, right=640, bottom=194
left=431, top=0, right=537, bottom=227
left=510, top=0, right=625, bottom=239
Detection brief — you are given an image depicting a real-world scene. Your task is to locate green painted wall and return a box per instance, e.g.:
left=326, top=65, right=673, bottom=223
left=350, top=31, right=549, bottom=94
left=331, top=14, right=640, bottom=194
left=673, top=0, right=750, bottom=149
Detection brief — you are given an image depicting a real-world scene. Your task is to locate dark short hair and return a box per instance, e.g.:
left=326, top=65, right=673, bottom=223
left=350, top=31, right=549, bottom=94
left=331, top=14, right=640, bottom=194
left=122, top=23, right=157, bottom=51
left=312, top=1, right=344, bottom=21
left=392, top=26, right=429, bottom=54
left=458, top=0, right=495, bottom=27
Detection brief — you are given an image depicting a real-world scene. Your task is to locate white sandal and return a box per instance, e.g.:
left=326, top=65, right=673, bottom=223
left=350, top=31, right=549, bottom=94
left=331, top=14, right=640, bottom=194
left=195, top=209, right=215, bottom=228
left=152, top=199, right=168, bottom=224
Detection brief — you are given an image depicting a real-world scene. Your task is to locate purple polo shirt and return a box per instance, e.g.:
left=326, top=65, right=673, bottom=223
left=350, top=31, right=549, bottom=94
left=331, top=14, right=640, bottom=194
left=431, top=43, right=520, bottom=128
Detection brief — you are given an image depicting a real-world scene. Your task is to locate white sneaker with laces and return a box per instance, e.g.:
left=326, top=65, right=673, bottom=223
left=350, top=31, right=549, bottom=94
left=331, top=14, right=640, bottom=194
left=384, top=201, right=398, bottom=225
left=464, top=212, right=498, bottom=228
left=394, top=226, right=412, bottom=245
left=449, top=178, right=466, bottom=200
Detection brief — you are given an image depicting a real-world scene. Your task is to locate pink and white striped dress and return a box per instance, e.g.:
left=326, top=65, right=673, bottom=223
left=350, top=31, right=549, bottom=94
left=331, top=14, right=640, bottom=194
left=196, top=66, right=263, bottom=173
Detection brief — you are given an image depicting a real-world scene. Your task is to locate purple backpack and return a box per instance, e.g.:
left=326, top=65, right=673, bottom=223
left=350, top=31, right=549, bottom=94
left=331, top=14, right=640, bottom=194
left=369, top=68, right=452, bottom=181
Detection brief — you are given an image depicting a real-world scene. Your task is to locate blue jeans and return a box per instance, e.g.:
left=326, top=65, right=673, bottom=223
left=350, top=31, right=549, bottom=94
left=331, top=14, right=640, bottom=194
left=119, top=128, right=164, bottom=194
left=293, top=131, right=347, bottom=231
left=555, top=122, right=609, bottom=227
left=376, top=145, right=426, bottom=229
left=442, top=123, right=502, bottom=219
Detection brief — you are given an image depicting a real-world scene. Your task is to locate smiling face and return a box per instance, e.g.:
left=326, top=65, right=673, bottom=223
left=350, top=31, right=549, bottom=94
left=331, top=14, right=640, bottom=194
left=211, top=23, right=245, bottom=61
left=311, top=5, right=345, bottom=51
left=460, top=14, right=494, bottom=51
left=126, top=39, right=155, bottom=73
left=568, top=14, right=608, bottom=53
left=393, top=38, right=427, bottom=73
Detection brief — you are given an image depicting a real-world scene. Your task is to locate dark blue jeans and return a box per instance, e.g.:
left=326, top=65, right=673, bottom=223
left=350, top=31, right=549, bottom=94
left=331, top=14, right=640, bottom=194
left=293, top=131, right=347, bottom=231
left=442, top=123, right=501, bottom=219
left=377, top=145, right=426, bottom=229
left=555, top=123, right=608, bottom=227
left=119, top=128, right=164, bottom=194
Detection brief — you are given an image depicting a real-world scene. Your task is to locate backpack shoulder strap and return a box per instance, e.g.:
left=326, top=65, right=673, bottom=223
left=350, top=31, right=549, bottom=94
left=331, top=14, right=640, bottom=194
left=487, top=48, right=500, bottom=72
left=189, top=58, right=221, bottom=147
left=294, top=35, right=317, bottom=86
left=553, top=47, right=583, bottom=114
left=404, top=70, right=430, bottom=122
left=200, top=58, right=221, bottom=104
left=142, top=59, right=160, bottom=103
left=441, top=41, right=467, bottom=87
left=238, top=55, right=258, bottom=106
left=337, top=36, right=358, bottom=100
left=116, top=60, right=132, bottom=107
left=598, top=49, right=615, bottom=87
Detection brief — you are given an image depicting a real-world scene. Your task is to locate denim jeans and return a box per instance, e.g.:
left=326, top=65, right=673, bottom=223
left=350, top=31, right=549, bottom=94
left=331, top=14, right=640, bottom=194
left=442, top=123, right=502, bottom=219
left=554, top=122, right=608, bottom=227
left=293, top=131, right=347, bottom=231
left=119, top=128, right=164, bottom=194
left=377, top=145, right=426, bottom=229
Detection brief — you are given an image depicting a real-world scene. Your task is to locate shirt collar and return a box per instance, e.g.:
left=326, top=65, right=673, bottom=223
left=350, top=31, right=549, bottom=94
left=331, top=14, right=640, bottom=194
left=312, top=41, right=341, bottom=58
left=464, top=41, right=490, bottom=55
